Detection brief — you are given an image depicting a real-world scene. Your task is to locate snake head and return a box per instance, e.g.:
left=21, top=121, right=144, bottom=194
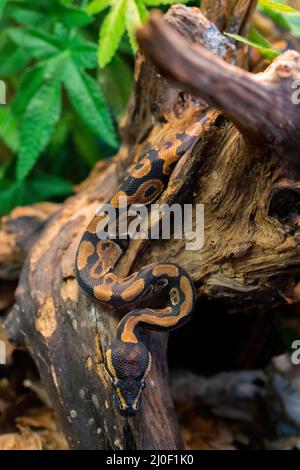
left=112, top=377, right=145, bottom=417
left=105, top=340, right=152, bottom=417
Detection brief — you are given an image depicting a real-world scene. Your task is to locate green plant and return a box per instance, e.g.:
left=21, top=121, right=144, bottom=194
left=0, top=0, right=123, bottom=215
left=4, top=3, right=118, bottom=168
left=86, top=0, right=190, bottom=68
left=225, top=28, right=281, bottom=60
left=229, top=0, right=300, bottom=54
left=259, top=0, right=300, bottom=37
left=0, top=0, right=299, bottom=217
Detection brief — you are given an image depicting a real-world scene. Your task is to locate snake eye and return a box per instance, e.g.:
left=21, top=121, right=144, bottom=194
left=154, top=278, right=168, bottom=292
left=141, top=382, right=146, bottom=390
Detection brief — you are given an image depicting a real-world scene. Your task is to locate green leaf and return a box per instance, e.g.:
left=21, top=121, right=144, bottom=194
left=126, top=0, right=143, bottom=53
left=11, top=65, right=45, bottom=116
left=53, top=22, right=70, bottom=40
left=69, top=36, right=98, bottom=69
left=56, top=5, right=92, bottom=28
left=98, top=55, right=133, bottom=120
left=0, top=107, right=19, bottom=152
left=28, top=172, right=73, bottom=200
left=136, top=0, right=149, bottom=23
left=144, top=0, right=189, bottom=5
left=48, top=111, right=71, bottom=158
left=6, top=5, right=46, bottom=26
left=224, top=32, right=281, bottom=60
left=11, top=53, right=66, bottom=117
left=258, top=0, right=296, bottom=13
left=25, top=0, right=51, bottom=8
left=7, top=27, right=61, bottom=59
left=42, top=51, right=70, bottom=80
left=260, top=2, right=300, bottom=36
left=0, top=0, right=6, bottom=20
left=0, top=181, right=25, bottom=215
left=0, top=47, right=30, bottom=77
left=59, top=0, right=74, bottom=5
left=85, top=0, right=112, bottom=15
left=71, top=119, right=103, bottom=167
left=17, top=80, right=62, bottom=181
left=63, top=59, right=117, bottom=147
left=0, top=156, right=13, bottom=181
left=98, top=0, right=126, bottom=68
left=0, top=173, right=73, bottom=216
left=248, top=27, right=276, bottom=49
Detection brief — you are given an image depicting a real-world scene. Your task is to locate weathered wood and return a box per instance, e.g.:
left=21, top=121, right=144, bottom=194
left=2, top=1, right=299, bottom=450
left=0, top=203, right=59, bottom=281
left=201, top=0, right=257, bottom=35
left=137, top=10, right=300, bottom=152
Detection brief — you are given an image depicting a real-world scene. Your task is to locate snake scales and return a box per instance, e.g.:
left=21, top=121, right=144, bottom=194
left=75, top=113, right=208, bottom=417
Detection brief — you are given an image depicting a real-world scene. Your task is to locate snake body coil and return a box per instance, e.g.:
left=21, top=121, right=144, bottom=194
left=75, top=115, right=207, bottom=416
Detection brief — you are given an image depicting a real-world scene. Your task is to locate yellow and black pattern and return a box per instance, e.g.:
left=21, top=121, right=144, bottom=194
left=75, top=115, right=208, bottom=417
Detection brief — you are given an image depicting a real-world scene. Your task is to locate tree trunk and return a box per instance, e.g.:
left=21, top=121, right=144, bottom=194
left=2, top=0, right=300, bottom=450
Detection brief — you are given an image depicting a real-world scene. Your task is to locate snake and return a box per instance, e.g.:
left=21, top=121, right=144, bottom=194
left=75, top=113, right=208, bottom=417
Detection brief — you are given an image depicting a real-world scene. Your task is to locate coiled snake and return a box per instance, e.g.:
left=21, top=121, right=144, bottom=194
left=75, top=114, right=208, bottom=416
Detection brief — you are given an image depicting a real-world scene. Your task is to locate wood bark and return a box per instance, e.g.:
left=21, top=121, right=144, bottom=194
left=1, top=0, right=300, bottom=449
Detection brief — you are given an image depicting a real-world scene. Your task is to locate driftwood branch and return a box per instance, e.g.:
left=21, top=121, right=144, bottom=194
left=137, top=11, right=300, bottom=153
left=201, top=0, right=258, bottom=35
left=0, top=204, right=59, bottom=280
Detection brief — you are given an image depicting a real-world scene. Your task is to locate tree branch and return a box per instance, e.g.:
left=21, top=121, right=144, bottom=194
left=137, top=11, right=300, bottom=154
left=201, top=0, right=258, bottom=35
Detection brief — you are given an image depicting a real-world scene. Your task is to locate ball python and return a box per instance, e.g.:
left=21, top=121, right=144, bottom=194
left=75, top=113, right=208, bottom=417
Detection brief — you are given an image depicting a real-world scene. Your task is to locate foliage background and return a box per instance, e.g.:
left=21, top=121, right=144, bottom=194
left=0, top=0, right=299, bottom=216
